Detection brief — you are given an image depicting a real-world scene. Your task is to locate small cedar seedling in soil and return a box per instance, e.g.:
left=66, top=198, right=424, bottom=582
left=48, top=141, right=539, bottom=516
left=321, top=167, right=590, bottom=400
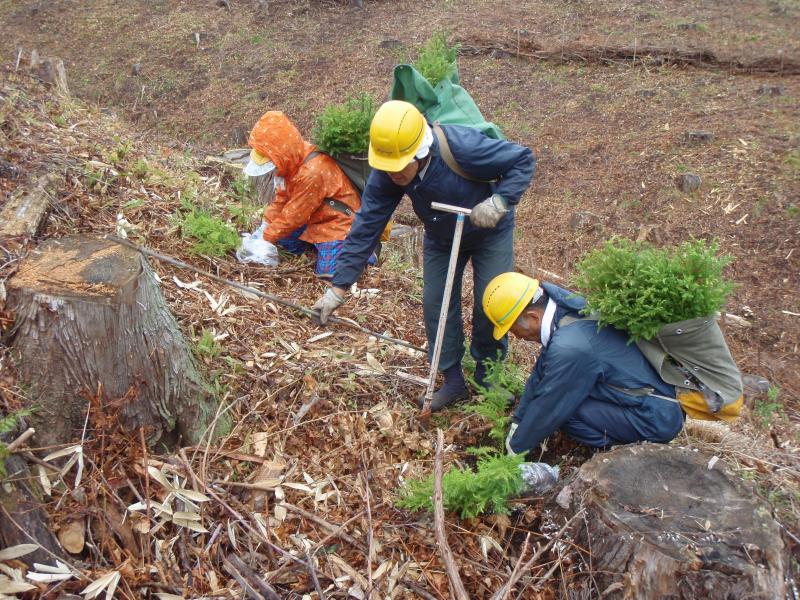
left=413, top=31, right=459, bottom=87
left=312, top=92, right=376, bottom=156
left=227, top=175, right=260, bottom=228
left=398, top=356, right=526, bottom=518
left=573, top=237, right=735, bottom=341
left=396, top=448, right=526, bottom=519
left=466, top=355, right=526, bottom=446
left=179, top=208, right=240, bottom=257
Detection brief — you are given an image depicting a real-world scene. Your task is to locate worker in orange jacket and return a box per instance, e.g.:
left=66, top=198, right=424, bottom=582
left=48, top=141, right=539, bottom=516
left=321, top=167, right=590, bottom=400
left=243, top=111, right=375, bottom=277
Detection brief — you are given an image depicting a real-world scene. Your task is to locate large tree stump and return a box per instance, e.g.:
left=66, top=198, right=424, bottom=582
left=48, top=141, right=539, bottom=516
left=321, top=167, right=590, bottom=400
left=554, top=444, right=785, bottom=599
left=5, top=235, right=230, bottom=448
left=0, top=450, right=64, bottom=566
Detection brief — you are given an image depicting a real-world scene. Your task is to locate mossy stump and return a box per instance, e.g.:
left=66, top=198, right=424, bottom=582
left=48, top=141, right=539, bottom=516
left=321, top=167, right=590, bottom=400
left=554, top=444, right=785, bottom=599
left=5, top=235, right=229, bottom=448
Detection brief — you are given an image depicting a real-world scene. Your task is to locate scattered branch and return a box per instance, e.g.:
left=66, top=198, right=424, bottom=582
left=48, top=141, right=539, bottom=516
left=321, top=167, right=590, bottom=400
left=490, top=510, right=584, bottom=600
left=433, top=428, right=470, bottom=600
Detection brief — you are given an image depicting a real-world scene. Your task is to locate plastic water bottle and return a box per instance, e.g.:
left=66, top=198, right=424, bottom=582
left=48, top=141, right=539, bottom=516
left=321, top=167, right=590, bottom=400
left=519, top=462, right=560, bottom=494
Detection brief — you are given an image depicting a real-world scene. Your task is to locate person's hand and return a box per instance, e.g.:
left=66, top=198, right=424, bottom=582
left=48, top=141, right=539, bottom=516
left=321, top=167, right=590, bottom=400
left=470, top=194, right=509, bottom=228
left=505, top=422, right=519, bottom=455
left=312, top=287, right=346, bottom=325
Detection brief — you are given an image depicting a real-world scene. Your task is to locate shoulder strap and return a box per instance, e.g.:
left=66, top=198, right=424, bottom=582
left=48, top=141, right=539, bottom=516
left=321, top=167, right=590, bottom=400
left=557, top=313, right=681, bottom=405
left=557, top=313, right=593, bottom=328
left=302, top=151, right=354, bottom=218
left=432, top=123, right=495, bottom=183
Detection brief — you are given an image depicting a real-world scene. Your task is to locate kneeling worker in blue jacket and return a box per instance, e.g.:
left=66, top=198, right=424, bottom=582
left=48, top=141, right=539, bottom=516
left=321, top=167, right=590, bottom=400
left=483, top=272, right=685, bottom=455
left=313, top=101, right=535, bottom=409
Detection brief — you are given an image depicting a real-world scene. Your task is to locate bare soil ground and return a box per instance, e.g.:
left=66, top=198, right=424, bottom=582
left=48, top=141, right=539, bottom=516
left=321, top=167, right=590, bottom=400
left=2, top=0, right=797, bottom=391
left=1, top=0, right=799, bottom=597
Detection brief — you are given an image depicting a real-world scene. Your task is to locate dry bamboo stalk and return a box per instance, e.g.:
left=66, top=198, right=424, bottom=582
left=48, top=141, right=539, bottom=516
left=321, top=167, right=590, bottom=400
left=6, top=428, right=35, bottom=452
left=106, top=235, right=427, bottom=354
left=433, top=429, right=469, bottom=600
left=226, top=554, right=281, bottom=600
left=490, top=510, right=584, bottom=600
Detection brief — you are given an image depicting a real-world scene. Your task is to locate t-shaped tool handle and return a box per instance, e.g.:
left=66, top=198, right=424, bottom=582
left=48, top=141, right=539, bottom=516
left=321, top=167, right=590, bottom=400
left=430, top=202, right=472, bottom=216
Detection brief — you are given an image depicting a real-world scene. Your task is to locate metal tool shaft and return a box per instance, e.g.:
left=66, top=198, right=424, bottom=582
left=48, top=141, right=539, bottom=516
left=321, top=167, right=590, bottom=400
left=421, top=203, right=472, bottom=413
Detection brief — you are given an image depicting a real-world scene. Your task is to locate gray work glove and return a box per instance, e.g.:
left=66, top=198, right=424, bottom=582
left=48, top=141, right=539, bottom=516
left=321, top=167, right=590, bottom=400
left=312, top=287, right=345, bottom=325
left=470, top=194, right=509, bottom=228
left=505, top=422, right=519, bottom=455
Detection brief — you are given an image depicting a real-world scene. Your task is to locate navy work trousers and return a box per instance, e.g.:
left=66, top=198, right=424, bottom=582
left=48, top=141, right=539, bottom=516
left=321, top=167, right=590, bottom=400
left=422, top=225, right=514, bottom=373
left=561, top=399, right=648, bottom=448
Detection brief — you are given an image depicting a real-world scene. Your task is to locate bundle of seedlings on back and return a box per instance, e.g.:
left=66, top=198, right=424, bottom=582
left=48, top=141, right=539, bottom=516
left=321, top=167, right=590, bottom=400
left=413, top=31, right=459, bottom=87
left=396, top=448, right=525, bottom=519
left=312, top=92, right=376, bottom=156
left=574, top=237, right=735, bottom=341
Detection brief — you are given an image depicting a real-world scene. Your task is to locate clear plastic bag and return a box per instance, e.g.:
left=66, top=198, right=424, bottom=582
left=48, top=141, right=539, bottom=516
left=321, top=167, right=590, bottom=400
left=519, top=462, right=560, bottom=494
left=236, top=221, right=279, bottom=267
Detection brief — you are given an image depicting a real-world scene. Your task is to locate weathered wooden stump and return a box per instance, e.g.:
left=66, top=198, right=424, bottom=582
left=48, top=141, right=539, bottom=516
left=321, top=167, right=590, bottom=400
left=5, top=235, right=229, bottom=448
left=0, top=173, right=61, bottom=242
left=684, top=130, right=714, bottom=144
left=554, top=444, right=785, bottom=599
left=384, top=225, right=423, bottom=270
left=675, top=172, right=702, bottom=193
left=0, top=449, right=64, bottom=566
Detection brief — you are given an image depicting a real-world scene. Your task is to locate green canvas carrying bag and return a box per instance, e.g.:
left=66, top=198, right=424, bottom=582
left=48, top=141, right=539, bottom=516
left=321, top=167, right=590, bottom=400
left=390, top=64, right=505, bottom=141
left=558, top=313, right=744, bottom=421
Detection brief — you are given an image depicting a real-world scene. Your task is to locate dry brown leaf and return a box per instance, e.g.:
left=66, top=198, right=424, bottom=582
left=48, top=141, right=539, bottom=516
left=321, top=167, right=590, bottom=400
left=58, top=518, right=85, bottom=554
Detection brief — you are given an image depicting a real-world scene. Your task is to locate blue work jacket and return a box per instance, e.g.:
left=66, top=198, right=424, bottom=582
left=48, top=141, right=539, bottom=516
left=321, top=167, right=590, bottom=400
left=331, top=124, right=535, bottom=289
left=509, top=283, right=685, bottom=454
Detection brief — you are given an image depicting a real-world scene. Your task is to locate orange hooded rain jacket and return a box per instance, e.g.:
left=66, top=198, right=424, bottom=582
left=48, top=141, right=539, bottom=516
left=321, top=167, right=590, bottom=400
left=248, top=112, right=360, bottom=245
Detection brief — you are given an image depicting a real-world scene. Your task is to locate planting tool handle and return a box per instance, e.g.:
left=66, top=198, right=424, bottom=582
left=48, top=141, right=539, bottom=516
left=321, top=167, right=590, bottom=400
left=431, top=202, right=472, bottom=216
left=421, top=212, right=466, bottom=414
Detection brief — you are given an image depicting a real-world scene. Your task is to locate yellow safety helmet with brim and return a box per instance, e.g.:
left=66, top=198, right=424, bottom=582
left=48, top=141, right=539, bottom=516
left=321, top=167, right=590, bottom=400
left=483, top=272, right=540, bottom=340
left=368, top=100, right=426, bottom=173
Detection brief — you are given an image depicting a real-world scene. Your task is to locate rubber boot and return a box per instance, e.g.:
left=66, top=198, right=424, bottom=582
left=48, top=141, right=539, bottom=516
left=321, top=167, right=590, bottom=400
left=418, top=365, right=470, bottom=411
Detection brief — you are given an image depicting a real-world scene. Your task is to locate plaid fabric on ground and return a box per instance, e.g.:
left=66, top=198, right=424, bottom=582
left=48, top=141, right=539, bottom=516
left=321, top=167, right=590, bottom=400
left=278, top=226, right=376, bottom=278
left=313, top=240, right=345, bottom=277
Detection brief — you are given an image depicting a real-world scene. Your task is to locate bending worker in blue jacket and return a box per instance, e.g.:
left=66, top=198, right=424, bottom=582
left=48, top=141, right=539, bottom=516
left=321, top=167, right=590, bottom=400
left=313, top=101, right=535, bottom=409
left=482, top=272, right=685, bottom=455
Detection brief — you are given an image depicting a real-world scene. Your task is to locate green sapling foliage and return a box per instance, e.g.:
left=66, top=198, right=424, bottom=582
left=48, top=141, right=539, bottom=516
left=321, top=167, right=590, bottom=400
left=312, top=93, right=376, bottom=156
left=466, top=355, right=525, bottom=447
left=413, top=32, right=459, bottom=87
left=574, top=237, right=734, bottom=341
left=180, top=208, right=240, bottom=257
left=396, top=448, right=525, bottom=519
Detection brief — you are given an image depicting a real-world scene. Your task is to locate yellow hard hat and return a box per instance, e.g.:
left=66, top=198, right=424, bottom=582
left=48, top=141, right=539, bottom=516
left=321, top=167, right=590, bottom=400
left=483, top=272, right=540, bottom=340
left=368, top=100, right=426, bottom=172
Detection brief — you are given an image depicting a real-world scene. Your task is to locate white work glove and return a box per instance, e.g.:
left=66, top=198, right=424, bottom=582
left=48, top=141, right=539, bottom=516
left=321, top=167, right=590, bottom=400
left=236, top=221, right=279, bottom=266
left=312, top=287, right=345, bottom=325
left=505, top=422, right=519, bottom=455
left=470, top=194, right=509, bottom=228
